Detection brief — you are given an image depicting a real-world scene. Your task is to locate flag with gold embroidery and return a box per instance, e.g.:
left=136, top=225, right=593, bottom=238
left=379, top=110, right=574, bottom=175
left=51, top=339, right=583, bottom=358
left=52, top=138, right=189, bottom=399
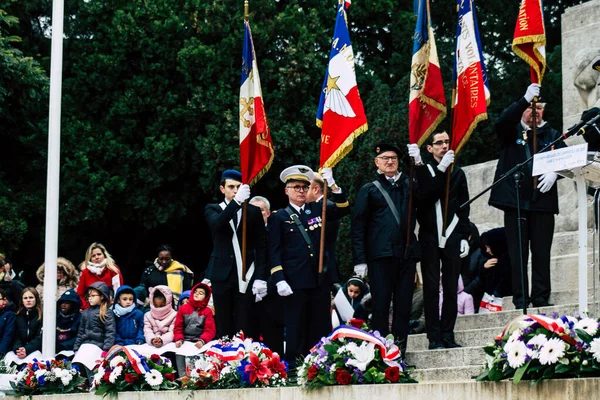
left=316, top=0, right=368, bottom=169
left=512, top=0, right=546, bottom=84
left=409, top=0, right=447, bottom=147
left=239, top=19, right=274, bottom=186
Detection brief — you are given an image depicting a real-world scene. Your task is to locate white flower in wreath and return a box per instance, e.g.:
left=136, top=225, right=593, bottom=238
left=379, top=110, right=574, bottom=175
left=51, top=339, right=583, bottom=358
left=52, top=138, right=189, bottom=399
left=16, top=369, right=28, bottom=382
left=34, top=369, right=46, bottom=379
left=194, top=358, right=213, bottom=371
left=59, top=370, right=73, bottom=386
left=93, top=372, right=103, bottom=387
left=345, top=342, right=375, bottom=371
left=336, top=345, right=348, bottom=354
left=506, top=329, right=522, bottom=346
left=220, top=366, right=232, bottom=377
left=526, top=334, right=548, bottom=359
left=109, top=366, right=123, bottom=383
left=538, top=338, right=566, bottom=365
left=144, top=369, right=164, bottom=387
left=589, top=338, right=600, bottom=362
left=110, top=356, right=126, bottom=368
left=506, top=341, right=528, bottom=369
left=574, top=318, right=598, bottom=336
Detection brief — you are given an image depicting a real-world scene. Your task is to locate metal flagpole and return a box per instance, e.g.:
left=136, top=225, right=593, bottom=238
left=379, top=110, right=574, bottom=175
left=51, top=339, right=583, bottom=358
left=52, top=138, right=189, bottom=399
left=42, top=0, right=66, bottom=358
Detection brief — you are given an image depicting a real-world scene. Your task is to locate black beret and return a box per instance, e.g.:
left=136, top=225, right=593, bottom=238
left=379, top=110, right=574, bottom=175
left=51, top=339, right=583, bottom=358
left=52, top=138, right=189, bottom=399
left=373, top=142, right=401, bottom=156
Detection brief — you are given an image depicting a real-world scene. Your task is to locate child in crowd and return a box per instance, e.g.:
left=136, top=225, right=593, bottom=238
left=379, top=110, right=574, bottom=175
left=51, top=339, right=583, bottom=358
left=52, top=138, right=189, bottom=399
left=73, top=282, right=116, bottom=375
left=174, top=282, right=216, bottom=376
left=332, top=276, right=370, bottom=327
left=0, top=289, right=16, bottom=357
left=178, top=290, right=190, bottom=307
left=56, top=289, right=82, bottom=352
left=144, top=286, right=177, bottom=348
left=4, top=287, right=43, bottom=365
left=113, top=286, right=145, bottom=346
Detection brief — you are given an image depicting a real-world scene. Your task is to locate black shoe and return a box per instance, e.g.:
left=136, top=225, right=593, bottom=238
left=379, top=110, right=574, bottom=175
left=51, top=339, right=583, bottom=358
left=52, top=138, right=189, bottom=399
left=428, top=341, right=444, bottom=350
left=443, top=339, right=462, bottom=349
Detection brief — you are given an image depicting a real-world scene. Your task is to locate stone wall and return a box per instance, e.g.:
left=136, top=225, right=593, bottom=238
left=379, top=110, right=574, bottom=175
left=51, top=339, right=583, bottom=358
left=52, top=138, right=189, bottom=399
left=562, top=0, right=600, bottom=131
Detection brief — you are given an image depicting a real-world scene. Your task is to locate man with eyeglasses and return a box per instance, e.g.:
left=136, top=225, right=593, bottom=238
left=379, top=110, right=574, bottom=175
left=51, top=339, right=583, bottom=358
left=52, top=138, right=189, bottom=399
left=268, top=165, right=349, bottom=369
left=204, top=169, right=267, bottom=339
left=489, top=83, right=565, bottom=309
left=352, top=142, right=433, bottom=355
left=415, top=130, right=471, bottom=350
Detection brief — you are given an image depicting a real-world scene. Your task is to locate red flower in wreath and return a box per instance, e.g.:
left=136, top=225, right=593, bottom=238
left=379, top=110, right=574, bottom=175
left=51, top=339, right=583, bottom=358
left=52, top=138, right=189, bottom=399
left=150, top=354, right=161, bottom=363
left=335, top=368, right=352, bottom=385
left=384, top=366, right=400, bottom=383
left=348, top=318, right=365, bottom=329
left=265, top=352, right=287, bottom=378
left=307, top=365, right=319, bottom=381
left=164, top=373, right=176, bottom=382
left=244, top=352, right=273, bottom=384
left=124, top=373, right=137, bottom=383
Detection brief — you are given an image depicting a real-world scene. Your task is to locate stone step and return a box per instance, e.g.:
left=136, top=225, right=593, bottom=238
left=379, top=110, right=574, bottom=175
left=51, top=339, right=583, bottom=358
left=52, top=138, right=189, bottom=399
left=545, top=252, right=594, bottom=291
left=502, top=288, right=600, bottom=311
left=410, top=365, right=482, bottom=382
left=549, top=230, right=594, bottom=257
left=407, top=326, right=501, bottom=352
left=405, top=346, right=486, bottom=370
left=454, top=303, right=580, bottom=331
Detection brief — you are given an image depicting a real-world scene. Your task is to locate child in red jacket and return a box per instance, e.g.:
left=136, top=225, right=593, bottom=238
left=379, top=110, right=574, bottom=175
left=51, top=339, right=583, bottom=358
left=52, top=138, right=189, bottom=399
left=173, top=282, right=215, bottom=376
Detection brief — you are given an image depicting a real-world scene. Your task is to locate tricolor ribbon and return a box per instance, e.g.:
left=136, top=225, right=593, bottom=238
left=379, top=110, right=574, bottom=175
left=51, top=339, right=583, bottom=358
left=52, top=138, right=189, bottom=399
left=495, top=314, right=577, bottom=346
left=311, top=325, right=401, bottom=362
left=105, top=345, right=151, bottom=375
left=204, top=340, right=247, bottom=362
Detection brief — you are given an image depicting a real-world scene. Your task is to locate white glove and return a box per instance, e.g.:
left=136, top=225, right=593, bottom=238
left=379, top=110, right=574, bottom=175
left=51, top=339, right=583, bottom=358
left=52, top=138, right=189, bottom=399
left=537, top=172, right=558, bottom=193
left=459, top=240, right=470, bottom=258
left=276, top=281, right=293, bottom=297
left=407, top=144, right=422, bottom=165
left=252, top=279, right=268, bottom=296
left=233, top=184, right=251, bottom=204
left=201, top=278, right=211, bottom=285
left=437, top=150, right=455, bottom=173
left=321, top=168, right=336, bottom=188
left=354, top=263, right=368, bottom=278
left=524, top=83, right=541, bottom=103
left=255, top=292, right=268, bottom=302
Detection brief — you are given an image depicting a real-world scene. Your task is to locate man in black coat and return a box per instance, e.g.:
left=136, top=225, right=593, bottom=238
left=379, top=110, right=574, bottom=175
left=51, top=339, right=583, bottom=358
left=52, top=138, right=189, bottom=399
left=204, top=170, right=267, bottom=339
left=489, top=83, right=564, bottom=308
left=268, top=165, right=349, bottom=368
left=306, top=171, right=342, bottom=285
left=351, top=142, right=433, bottom=354
left=416, top=131, right=471, bottom=349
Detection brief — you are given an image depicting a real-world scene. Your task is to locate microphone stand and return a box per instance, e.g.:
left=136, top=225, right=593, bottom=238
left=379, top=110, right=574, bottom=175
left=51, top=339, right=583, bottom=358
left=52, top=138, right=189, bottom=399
left=460, top=125, right=583, bottom=315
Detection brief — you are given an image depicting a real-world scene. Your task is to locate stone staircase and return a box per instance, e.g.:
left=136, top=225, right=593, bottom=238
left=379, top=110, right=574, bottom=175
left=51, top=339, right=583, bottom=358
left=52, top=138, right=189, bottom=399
left=407, top=230, right=600, bottom=382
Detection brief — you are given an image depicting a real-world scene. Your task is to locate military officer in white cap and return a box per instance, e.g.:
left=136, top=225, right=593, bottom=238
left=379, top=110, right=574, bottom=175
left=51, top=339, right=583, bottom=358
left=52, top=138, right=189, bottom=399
left=267, top=165, right=349, bottom=369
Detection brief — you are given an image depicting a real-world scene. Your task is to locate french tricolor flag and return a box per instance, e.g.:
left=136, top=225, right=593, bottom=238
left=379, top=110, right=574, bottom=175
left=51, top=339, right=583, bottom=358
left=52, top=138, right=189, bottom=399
left=239, top=19, right=274, bottom=186
left=408, top=0, right=447, bottom=147
left=316, top=0, right=367, bottom=169
left=451, top=0, right=490, bottom=155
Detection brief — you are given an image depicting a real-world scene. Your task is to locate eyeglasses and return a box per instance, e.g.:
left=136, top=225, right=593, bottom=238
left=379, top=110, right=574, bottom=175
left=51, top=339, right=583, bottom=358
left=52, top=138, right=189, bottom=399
left=376, top=156, right=398, bottom=162
left=432, top=140, right=450, bottom=146
left=288, top=185, right=310, bottom=192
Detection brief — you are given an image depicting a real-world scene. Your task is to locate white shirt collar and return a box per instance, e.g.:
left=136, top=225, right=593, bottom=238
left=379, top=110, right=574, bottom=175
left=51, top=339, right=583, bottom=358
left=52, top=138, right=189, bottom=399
left=377, top=170, right=401, bottom=182
left=289, top=203, right=305, bottom=213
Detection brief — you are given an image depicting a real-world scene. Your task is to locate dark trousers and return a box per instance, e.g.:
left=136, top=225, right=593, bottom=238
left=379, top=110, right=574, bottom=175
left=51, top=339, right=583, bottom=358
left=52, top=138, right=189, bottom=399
left=283, top=284, right=331, bottom=368
left=369, top=257, right=415, bottom=352
left=251, top=293, right=285, bottom=356
left=421, top=243, right=460, bottom=342
left=211, top=267, right=255, bottom=339
left=504, top=209, right=554, bottom=307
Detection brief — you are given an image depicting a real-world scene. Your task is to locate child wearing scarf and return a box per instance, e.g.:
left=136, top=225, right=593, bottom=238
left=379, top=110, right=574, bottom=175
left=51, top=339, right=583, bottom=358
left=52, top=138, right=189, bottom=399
left=113, top=285, right=145, bottom=346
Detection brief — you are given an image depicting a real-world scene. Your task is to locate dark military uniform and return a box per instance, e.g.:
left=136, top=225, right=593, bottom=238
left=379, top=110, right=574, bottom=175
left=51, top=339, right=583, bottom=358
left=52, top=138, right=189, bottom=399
left=417, top=160, right=470, bottom=346
left=352, top=167, right=432, bottom=353
left=204, top=200, right=267, bottom=339
left=489, top=97, right=564, bottom=307
left=268, top=191, right=349, bottom=367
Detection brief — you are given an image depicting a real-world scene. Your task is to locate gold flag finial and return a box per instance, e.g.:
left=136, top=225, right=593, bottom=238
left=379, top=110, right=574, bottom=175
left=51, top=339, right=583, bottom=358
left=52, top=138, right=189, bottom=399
left=244, top=0, right=249, bottom=21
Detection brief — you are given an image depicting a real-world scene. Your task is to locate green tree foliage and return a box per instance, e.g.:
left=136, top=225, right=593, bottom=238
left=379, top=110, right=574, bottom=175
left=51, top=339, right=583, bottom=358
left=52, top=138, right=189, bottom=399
left=0, top=0, right=586, bottom=281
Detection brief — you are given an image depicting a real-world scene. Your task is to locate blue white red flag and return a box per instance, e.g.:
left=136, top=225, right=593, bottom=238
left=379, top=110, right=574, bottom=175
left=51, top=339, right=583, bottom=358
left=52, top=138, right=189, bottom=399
left=451, top=0, right=490, bottom=155
left=409, top=0, right=447, bottom=147
left=239, top=19, right=274, bottom=186
left=316, top=0, right=368, bottom=169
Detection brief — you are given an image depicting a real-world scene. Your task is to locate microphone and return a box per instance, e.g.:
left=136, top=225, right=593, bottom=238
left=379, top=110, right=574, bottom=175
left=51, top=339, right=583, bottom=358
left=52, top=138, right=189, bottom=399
left=593, top=59, right=600, bottom=72
left=563, top=107, right=600, bottom=139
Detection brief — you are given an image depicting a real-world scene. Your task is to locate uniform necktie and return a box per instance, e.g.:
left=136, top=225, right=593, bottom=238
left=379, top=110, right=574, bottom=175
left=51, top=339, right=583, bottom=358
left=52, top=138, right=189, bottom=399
left=388, top=178, right=395, bottom=186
